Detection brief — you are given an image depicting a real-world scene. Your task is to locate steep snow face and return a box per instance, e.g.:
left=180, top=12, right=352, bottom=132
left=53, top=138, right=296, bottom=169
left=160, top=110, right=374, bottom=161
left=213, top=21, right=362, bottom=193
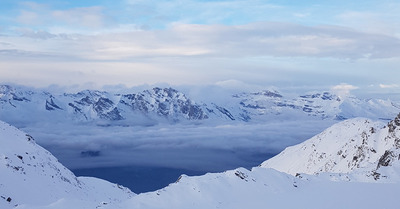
left=261, top=113, right=400, bottom=181
left=0, top=121, right=134, bottom=209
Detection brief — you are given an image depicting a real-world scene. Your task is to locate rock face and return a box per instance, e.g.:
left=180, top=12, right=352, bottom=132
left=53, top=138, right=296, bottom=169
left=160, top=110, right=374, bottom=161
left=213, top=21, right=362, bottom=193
left=0, top=120, right=134, bottom=209
left=120, top=87, right=208, bottom=121
left=261, top=113, right=400, bottom=181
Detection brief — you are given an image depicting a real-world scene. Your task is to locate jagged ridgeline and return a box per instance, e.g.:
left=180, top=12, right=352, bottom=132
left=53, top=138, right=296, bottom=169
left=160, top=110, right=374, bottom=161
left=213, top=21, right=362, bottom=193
left=0, top=85, right=208, bottom=125
left=261, top=113, right=400, bottom=181
left=1, top=84, right=400, bottom=126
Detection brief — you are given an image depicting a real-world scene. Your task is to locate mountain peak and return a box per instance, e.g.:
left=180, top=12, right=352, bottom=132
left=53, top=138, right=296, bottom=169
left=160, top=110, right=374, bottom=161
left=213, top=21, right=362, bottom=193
left=261, top=113, right=400, bottom=182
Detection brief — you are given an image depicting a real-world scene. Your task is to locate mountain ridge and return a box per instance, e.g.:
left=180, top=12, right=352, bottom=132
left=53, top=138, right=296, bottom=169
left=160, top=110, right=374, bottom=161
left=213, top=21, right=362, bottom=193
left=1, top=84, right=399, bottom=127
left=261, top=113, right=400, bottom=182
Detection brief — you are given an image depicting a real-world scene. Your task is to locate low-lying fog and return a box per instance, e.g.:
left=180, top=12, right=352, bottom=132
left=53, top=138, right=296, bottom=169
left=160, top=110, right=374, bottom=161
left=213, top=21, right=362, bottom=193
left=20, top=119, right=335, bottom=192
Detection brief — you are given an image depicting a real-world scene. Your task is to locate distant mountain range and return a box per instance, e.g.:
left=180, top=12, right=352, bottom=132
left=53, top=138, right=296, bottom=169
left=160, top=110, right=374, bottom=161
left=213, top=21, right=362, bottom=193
left=1, top=84, right=399, bottom=127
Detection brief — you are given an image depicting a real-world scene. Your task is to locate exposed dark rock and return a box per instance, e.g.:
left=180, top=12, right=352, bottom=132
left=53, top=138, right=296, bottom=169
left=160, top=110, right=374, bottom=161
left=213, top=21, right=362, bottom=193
left=251, top=90, right=282, bottom=98
left=239, top=102, right=265, bottom=109
left=303, top=107, right=313, bottom=113
left=45, top=96, right=62, bottom=111
left=26, top=134, right=35, bottom=141
left=377, top=150, right=395, bottom=168
left=234, top=170, right=248, bottom=181
left=101, top=107, right=123, bottom=120
left=214, top=105, right=235, bottom=120
left=68, top=103, right=82, bottom=113
left=80, top=150, right=101, bottom=157
left=388, top=113, right=400, bottom=133
left=94, top=97, right=114, bottom=113
left=121, top=88, right=207, bottom=120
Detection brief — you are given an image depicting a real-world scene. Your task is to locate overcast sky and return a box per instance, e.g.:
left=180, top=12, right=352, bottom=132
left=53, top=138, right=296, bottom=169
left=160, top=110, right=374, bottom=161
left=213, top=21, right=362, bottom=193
left=0, top=0, right=400, bottom=95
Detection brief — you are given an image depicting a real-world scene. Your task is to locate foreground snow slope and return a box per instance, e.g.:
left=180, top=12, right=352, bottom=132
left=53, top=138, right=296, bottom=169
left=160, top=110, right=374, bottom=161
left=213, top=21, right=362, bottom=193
left=0, top=121, right=133, bottom=209
left=261, top=113, right=400, bottom=181
left=114, top=167, right=399, bottom=209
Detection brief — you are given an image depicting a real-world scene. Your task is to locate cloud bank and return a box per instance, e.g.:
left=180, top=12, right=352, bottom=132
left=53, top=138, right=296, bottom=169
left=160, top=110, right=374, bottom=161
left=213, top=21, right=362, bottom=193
left=1, top=0, right=400, bottom=96
left=2, top=22, right=400, bottom=61
left=22, top=120, right=335, bottom=171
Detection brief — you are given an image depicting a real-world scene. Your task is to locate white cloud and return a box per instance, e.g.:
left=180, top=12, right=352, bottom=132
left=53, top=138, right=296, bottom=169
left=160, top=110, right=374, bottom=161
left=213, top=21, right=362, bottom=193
left=51, top=7, right=109, bottom=29
left=335, top=8, right=400, bottom=36
left=215, top=80, right=248, bottom=89
left=379, top=84, right=399, bottom=88
left=2, top=21, right=400, bottom=89
left=14, top=3, right=112, bottom=31
left=331, top=83, right=359, bottom=97
left=293, top=13, right=310, bottom=18
left=16, top=10, right=41, bottom=25
left=4, top=22, right=400, bottom=61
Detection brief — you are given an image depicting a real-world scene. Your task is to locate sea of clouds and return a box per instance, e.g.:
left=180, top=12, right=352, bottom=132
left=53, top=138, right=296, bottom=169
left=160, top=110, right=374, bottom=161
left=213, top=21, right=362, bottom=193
left=22, top=119, right=335, bottom=172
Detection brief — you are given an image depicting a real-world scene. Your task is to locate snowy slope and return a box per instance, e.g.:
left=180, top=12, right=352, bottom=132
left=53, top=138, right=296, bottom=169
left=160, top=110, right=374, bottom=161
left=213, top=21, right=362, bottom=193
left=0, top=120, right=134, bottom=209
left=261, top=113, right=400, bottom=181
left=110, top=166, right=399, bottom=209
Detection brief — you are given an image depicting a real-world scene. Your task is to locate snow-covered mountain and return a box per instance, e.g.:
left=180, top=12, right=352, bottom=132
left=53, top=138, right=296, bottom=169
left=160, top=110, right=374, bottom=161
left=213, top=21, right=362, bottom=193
left=1, top=84, right=399, bottom=127
left=261, top=113, right=400, bottom=181
left=0, top=120, right=134, bottom=209
left=232, top=90, right=400, bottom=121
left=2, top=113, right=400, bottom=208
left=0, top=85, right=208, bottom=126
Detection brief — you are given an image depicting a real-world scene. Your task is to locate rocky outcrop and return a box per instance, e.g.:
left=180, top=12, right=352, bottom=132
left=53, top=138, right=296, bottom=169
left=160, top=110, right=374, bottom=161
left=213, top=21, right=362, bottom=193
left=261, top=113, right=400, bottom=182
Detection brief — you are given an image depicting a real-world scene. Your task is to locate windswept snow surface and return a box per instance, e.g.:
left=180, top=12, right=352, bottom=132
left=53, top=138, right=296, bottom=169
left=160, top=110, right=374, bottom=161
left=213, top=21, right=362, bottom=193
left=113, top=167, right=399, bottom=209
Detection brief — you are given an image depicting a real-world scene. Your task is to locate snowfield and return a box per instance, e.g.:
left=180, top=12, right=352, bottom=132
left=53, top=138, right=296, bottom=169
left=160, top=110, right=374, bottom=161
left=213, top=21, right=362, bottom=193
left=1, top=113, right=400, bottom=208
